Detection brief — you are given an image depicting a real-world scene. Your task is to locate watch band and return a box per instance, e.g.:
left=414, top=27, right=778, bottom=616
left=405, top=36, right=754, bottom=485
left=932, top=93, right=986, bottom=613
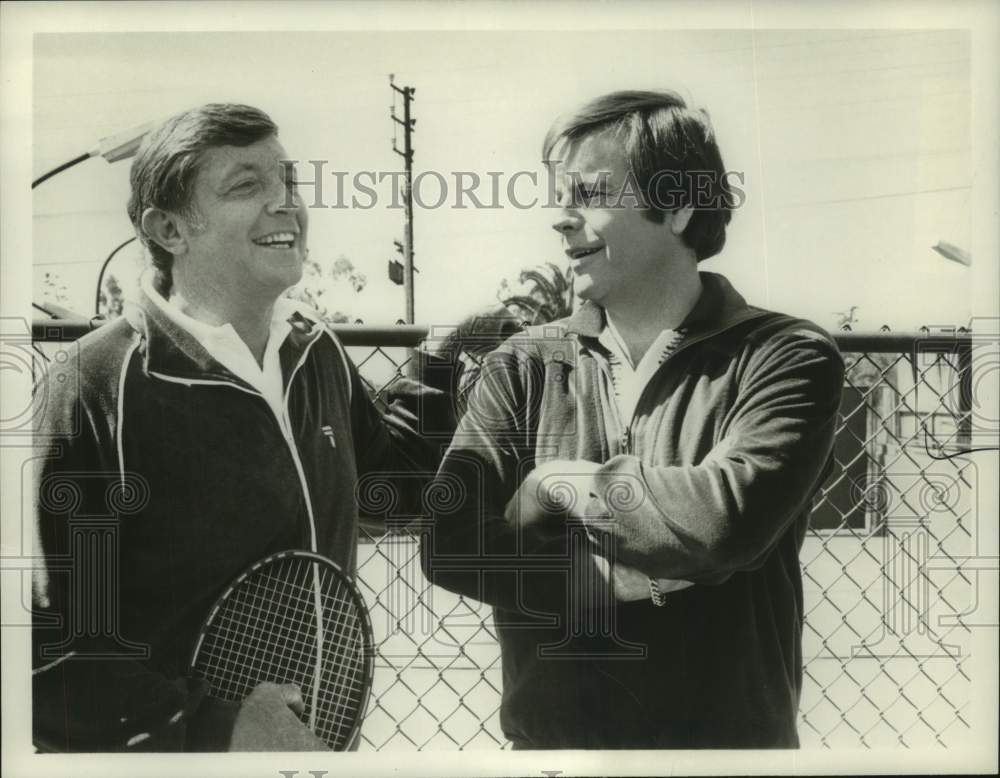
left=649, top=577, right=667, bottom=607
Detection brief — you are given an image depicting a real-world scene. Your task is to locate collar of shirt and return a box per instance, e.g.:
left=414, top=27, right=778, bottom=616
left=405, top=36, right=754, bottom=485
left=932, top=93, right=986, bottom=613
left=141, top=274, right=300, bottom=419
left=597, top=313, right=687, bottom=424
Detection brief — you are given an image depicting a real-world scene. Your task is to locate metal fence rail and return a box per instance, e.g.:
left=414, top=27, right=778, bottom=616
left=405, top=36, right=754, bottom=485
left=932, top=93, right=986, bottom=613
left=30, top=320, right=986, bottom=750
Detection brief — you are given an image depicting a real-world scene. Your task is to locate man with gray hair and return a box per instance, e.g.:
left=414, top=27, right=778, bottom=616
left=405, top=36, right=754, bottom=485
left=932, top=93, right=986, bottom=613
left=32, top=103, right=439, bottom=751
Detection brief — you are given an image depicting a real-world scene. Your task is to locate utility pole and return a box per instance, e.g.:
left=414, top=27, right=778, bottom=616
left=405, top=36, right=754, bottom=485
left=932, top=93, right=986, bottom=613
left=390, top=74, right=416, bottom=323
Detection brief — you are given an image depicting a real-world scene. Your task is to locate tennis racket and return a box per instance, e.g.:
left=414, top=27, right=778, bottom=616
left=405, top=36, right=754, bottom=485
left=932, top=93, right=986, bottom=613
left=189, top=549, right=374, bottom=750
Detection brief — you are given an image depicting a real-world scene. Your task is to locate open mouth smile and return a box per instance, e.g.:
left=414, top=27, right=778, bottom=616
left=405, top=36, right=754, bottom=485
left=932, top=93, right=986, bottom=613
left=566, top=245, right=604, bottom=260
left=253, top=231, right=298, bottom=249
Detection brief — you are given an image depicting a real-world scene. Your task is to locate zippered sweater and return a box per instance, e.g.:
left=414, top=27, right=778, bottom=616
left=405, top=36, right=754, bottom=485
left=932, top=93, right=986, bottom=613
left=32, top=291, right=441, bottom=751
left=422, top=272, right=845, bottom=748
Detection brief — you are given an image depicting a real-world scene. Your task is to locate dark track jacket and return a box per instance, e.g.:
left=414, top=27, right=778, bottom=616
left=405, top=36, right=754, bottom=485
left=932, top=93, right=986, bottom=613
left=32, top=291, right=441, bottom=751
left=422, top=272, right=845, bottom=748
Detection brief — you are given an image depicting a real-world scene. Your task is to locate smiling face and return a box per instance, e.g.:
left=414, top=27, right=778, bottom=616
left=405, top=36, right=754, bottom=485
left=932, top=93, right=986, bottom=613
left=175, top=135, right=308, bottom=308
left=550, top=130, right=680, bottom=310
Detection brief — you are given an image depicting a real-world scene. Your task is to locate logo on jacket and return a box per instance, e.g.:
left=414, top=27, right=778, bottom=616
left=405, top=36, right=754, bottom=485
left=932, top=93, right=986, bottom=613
left=321, top=424, right=336, bottom=448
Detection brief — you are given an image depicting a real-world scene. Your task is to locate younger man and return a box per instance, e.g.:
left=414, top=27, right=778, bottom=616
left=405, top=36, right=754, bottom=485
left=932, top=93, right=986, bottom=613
left=423, top=90, right=844, bottom=749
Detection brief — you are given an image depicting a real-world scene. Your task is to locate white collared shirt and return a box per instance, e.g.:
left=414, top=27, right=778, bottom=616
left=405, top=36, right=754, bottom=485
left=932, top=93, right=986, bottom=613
left=142, top=275, right=301, bottom=429
left=598, top=315, right=687, bottom=425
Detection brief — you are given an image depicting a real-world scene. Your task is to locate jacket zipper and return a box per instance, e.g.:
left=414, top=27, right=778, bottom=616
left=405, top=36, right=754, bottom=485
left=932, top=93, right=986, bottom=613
left=599, top=312, right=771, bottom=458
left=149, top=338, right=329, bottom=714
left=282, top=344, right=322, bottom=553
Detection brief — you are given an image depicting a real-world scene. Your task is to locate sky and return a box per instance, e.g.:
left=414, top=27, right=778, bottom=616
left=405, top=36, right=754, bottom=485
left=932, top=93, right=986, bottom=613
left=32, top=28, right=976, bottom=332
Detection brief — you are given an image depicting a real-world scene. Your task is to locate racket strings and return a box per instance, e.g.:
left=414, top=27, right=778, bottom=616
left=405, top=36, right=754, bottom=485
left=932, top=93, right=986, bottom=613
left=199, top=602, right=365, bottom=714
left=209, top=567, right=317, bottom=695
left=201, top=567, right=366, bottom=681
left=207, top=574, right=362, bottom=687
left=198, top=567, right=366, bottom=743
left=200, top=569, right=344, bottom=698
left=192, top=555, right=372, bottom=749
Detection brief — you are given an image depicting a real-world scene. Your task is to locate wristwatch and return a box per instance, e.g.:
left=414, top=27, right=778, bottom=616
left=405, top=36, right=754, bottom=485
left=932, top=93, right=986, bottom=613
left=648, top=577, right=668, bottom=607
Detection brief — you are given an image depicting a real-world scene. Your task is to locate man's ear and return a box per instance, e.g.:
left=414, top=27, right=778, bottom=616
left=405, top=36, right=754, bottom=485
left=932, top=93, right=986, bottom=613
left=141, top=208, right=188, bottom=256
left=668, top=205, right=694, bottom=236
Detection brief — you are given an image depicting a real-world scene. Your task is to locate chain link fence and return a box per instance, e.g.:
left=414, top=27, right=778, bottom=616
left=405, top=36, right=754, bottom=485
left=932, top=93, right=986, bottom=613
left=346, top=330, right=985, bottom=751
left=797, top=333, right=982, bottom=749
left=29, top=318, right=989, bottom=750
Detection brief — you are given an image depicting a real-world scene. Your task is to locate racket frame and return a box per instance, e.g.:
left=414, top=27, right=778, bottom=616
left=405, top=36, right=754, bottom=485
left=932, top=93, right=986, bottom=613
left=188, top=548, right=375, bottom=751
